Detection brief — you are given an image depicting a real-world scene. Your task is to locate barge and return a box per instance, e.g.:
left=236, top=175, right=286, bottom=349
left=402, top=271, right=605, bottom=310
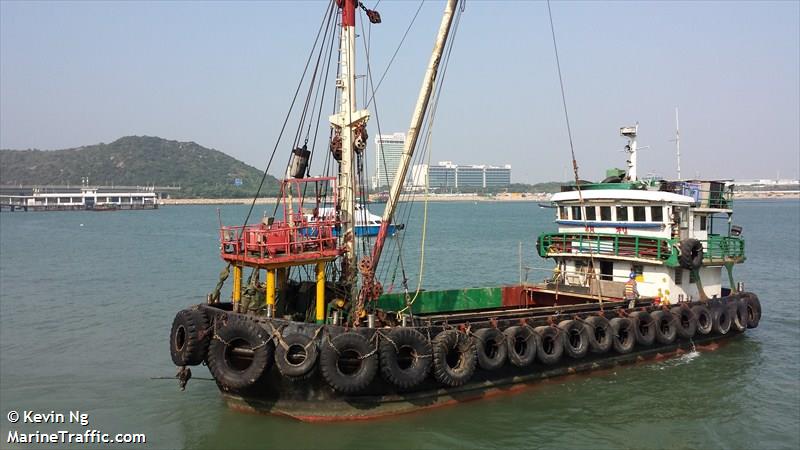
left=169, top=0, right=761, bottom=421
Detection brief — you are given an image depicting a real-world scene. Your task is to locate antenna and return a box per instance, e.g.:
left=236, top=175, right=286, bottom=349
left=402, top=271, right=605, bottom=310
left=675, top=108, right=681, bottom=180
left=668, top=107, right=682, bottom=180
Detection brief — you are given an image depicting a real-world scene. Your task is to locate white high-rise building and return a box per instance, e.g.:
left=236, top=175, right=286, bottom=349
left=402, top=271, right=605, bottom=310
left=372, top=133, right=405, bottom=189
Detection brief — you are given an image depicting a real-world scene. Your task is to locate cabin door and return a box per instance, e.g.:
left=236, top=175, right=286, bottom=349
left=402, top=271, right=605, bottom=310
left=599, top=261, right=614, bottom=282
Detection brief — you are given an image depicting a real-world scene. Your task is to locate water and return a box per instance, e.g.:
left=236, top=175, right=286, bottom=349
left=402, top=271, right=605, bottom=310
left=1, top=199, right=798, bottom=449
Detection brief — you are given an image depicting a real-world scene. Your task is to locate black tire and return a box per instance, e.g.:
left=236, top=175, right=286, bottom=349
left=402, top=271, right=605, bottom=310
left=692, top=305, right=713, bottom=335
left=503, top=326, right=537, bottom=367
left=742, top=293, right=762, bottom=329
left=320, top=332, right=378, bottom=394
left=533, top=326, right=563, bottom=365
left=170, top=308, right=211, bottom=366
left=671, top=306, right=697, bottom=339
left=628, top=311, right=656, bottom=346
left=651, top=310, right=677, bottom=344
left=729, top=299, right=748, bottom=333
left=558, top=320, right=589, bottom=359
left=206, top=317, right=275, bottom=391
left=609, top=317, right=635, bottom=354
left=473, top=328, right=508, bottom=371
left=379, top=327, right=432, bottom=389
left=584, top=315, right=613, bottom=354
left=712, top=305, right=732, bottom=335
left=274, top=332, right=318, bottom=380
left=679, top=239, right=704, bottom=270
left=432, top=330, right=477, bottom=387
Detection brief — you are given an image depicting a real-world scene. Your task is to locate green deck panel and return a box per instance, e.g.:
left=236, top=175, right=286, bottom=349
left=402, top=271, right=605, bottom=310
left=376, top=286, right=503, bottom=314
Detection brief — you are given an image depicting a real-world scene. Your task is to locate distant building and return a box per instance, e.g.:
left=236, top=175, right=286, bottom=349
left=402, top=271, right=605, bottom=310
left=411, top=162, right=511, bottom=189
left=373, top=133, right=405, bottom=189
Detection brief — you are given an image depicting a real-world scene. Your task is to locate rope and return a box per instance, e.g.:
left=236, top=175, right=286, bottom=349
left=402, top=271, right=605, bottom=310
left=546, top=0, right=604, bottom=306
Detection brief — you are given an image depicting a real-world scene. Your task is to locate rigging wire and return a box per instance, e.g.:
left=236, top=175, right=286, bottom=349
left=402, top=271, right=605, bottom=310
left=398, top=3, right=462, bottom=313
left=546, top=0, right=603, bottom=305
left=241, top=1, right=337, bottom=228
left=366, top=0, right=426, bottom=109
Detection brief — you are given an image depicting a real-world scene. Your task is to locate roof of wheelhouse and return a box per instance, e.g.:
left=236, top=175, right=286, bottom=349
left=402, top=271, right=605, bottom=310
left=551, top=189, right=696, bottom=204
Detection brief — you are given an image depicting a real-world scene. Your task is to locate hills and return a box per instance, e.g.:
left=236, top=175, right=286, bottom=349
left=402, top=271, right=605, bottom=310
left=0, top=136, right=279, bottom=198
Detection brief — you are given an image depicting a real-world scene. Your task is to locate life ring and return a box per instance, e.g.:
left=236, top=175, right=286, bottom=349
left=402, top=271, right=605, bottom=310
left=691, top=305, right=713, bottom=335
left=533, top=326, right=563, bottom=365
left=609, top=317, right=635, bottom=354
left=670, top=306, right=697, bottom=338
left=558, top=320, right=589, bottom=359
left=651, top=310, right=677, bottom=344
left=206, top=317, right=275, bottom=391
left=503, top=326, right=537, bottom=367
left=729, top=299, right=748, bottom=333
left=628, top=311, right=656, bottom=346
left=473, top=327, right=508, bottom=371
left=711, top=305, right=732, bottom=335
left=379, top=327, right=432, bottom=389
left=170, top=308, right=210, bottom=366
left=742, top=293, right=762, bottom=329
left=274, top=332, right=318, bottom=380
left=679, top=239, right=704, bottom=270
left=583, top=315, right=613, bottom=354
left=319, top=332, right=378, bottom=393
left=432, top=330, right=477, bottom=387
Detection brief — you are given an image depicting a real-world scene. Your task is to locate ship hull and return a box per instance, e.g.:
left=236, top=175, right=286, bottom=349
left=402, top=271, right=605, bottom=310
left=220, top=331, right=735, bottom=422
left=181, top=290, right=759, bottom=422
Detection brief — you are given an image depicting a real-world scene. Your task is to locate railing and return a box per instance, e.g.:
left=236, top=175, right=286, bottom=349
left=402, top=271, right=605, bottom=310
left=705, top=234, right=746, bottom=262
left=537, top=232, right=746, bottom=266
left=220, top=215, right=339, bottom=265
left=537, top=232, right=677, bottom=264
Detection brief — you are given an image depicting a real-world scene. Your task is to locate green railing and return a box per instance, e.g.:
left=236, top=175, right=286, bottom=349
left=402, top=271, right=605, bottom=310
left=537, top=232, right=745, bottom=266
left=705, top=234, right=746, bottom=262
left=537, top=232, right=678, bottom=266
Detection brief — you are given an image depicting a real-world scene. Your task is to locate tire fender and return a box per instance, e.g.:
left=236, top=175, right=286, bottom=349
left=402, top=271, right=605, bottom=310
left=691, top=304, right=713, bottom=335
left=473, top=327, right=508, bottom=371
left=320, top=332, right=378, bottom=393
left=609, top=317, right=635, bottom=354
left=671, top=306, right=697, bottom=338
left=432, top=330, right=477, bottom=387
left=583, top=315, right=613, bottom=354
left=651, top=310, right=677, bottom=344
left=558, top=320, right=589, bottom=359
left=628, top=311, right=656, bottom=346
left=533, top=325, right=563, bottom=365
left=206, top=317, right=275, bottom=391
left=274, top=332, right=319, bottom=380
left=503, top=326, right=538, bottom=367
left=379, top=327, right=432, bottom=389
left=170, top=308, right=211, bottom=366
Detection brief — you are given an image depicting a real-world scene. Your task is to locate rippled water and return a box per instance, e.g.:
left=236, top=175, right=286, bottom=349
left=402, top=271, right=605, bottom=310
left=1, top=199, right=798, bottom=449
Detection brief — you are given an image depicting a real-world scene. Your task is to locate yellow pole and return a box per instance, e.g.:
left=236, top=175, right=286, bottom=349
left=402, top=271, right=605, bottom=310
left=232, top=265, right=242, bottom=307
left=316, top=261, right=326, bottom=323
left=266, top=269, right=276, bottom=308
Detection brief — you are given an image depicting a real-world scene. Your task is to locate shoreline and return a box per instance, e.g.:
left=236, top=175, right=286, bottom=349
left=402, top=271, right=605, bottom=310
left=160, top=190, right=800, bottom=205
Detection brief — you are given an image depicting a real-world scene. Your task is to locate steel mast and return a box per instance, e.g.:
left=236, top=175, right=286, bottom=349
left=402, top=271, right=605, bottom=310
left=330, top=0, right=370, bottom=295
left=369, top=0, right=459, bottom=272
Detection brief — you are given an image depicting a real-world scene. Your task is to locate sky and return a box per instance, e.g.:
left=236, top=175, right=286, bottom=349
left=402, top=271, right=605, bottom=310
left=1, top=0, right=798, bottom=184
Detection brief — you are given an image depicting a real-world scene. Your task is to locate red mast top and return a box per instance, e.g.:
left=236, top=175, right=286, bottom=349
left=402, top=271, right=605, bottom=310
left=339, top=0, right=356, bottom=27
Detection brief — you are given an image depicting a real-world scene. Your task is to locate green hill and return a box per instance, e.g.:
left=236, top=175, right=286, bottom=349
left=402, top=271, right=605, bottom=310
left=0, top=136, right=279, bottom=198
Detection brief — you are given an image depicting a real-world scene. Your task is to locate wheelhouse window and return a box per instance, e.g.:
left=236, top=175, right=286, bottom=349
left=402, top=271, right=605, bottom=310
left=600, top=206, right=611, bottom=221
left=651, top=206, right=663, bottom=222
left=616, top=206, right=628, bottom=221
left=585, top=206, right=597, bottom=221
left=559, top=206, right=568, bottom=220
left=633, top=206, right=646, bottom=222
left=571, top=206, right=582, bottom=220
left=699, top=215, right=707, bottom=231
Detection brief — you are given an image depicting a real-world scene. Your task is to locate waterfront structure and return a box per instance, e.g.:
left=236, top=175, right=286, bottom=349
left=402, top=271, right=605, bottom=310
left=411, top=161, right=512, bottom=189
left=0, top=185, right=162, bottom=211
left=372, top=133, right=405, bottom=189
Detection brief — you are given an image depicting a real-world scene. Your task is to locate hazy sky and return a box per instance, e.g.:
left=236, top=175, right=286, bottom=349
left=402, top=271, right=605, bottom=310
left=1, top=0, right=798, bottom=183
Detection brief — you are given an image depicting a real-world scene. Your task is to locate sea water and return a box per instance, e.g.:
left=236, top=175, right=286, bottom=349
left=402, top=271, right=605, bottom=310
left=1, top=199, right=798, bottom=449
